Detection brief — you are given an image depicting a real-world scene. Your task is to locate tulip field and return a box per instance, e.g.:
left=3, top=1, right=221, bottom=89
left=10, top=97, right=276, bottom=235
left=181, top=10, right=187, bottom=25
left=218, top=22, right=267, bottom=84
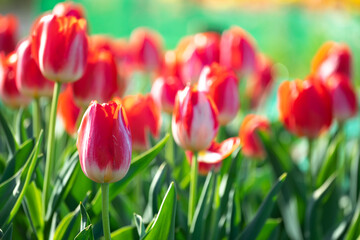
left=1, top=1, right=360, bottom=240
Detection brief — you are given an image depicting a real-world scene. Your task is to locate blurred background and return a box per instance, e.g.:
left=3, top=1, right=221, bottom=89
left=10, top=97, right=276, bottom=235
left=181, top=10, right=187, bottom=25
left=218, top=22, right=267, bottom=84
left=1, top=0, right=360, bottom=81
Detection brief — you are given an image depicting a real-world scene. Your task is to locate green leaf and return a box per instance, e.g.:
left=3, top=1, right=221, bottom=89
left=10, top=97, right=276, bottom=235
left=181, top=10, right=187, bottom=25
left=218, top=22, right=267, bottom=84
left=111, top=226, right=138, bottom=240
left=0, top=138, right=34, bottom=183
left=53, top=206, right=80, bottom=240
left=238, top=173, right=287, bottom=240
left=0, top=223, right=12, bottom=240
left=190, top=171, right=213, bottom=240
left=305, top=174, right=337, bottom=240
left=143, top=182, right=177, bottom=240
left=74, top=224, right=94, bottom=240
left=80, top=202, right=91, bottom=231
left=346, top=197, right=360, bottom=239
left=0, top=108, right=19, bottom=154
left=0, top=131, right=43, bottom=228
left=256, top=218, right=281, bottom=240
left=226, top=187, right=241, bottom=239
left=15, top=107, right=28, bottom=144
left=24, top=182, right=44, bottom=238
left=46, top=152, right=80, bottom=221
left=134, top=214, right=146, bottom=239
left=91, top=134, right=169, bottom=215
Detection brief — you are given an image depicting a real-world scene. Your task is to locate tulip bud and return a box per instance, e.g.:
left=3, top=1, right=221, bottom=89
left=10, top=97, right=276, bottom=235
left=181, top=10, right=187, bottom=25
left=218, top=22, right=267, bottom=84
left=239, top=114, right=270, bottom=159
left=198, top=63, right=239, bottom=125
left=77, top=101, right=132, bottom=183
left=172, top=86, right=219, bottom=151
left=220, top=26, right=257, bottom=76
left=278, top=78, right=333, bottom=138
left=129, top=28, right=163, bottom=73
left=246, top=54, right=274, bottom=109
left=311, top=42, right=352, bottom=81
left=179, top=32, right=220, bottom=85
left=151, top=75, right=184, bottom=114
left=0, top=52, right=31, bottom=108
left=122, top=94, right=161, bottom=151
left=186, top=137, right=240, bottom=175
left=0, top=14, right=17, bottom=54
left=57, top=84, right=80, bottom=135
left=53, top=1, right=86, bottom=19
left=16, top=38, right=54, bottom=98
left=323, top=74, right=357, bottom=122
left=31, top=14, right=88, bottom=83
left=72, top=48, right=118, bottom=108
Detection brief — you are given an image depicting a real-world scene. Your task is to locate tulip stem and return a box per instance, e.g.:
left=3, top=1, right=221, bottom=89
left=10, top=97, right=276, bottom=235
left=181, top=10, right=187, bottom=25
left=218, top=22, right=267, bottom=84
left=101, top=183, right=111, bottom=240
left=42, top=81, right=61, bottom=218
left=188, top=151, right=198, bottom=226
left=32, top=98, right=41, bottom=138
left=307, top=138, right=314, bottom=191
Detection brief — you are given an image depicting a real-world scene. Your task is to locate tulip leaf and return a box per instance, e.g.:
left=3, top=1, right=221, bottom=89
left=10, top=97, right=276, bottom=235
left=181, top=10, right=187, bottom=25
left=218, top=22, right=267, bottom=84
left=0, top=223, right=12, bottom=240
left=0, top=138, right=34, bottom=183
left=53, top=205, right=80, bottom=240
left=45, top=152, right=80, bottom=221
left=238, top=173, right=287, bottom=240
left=80, top=202, right=91, bottom=231
left=190, top=171, right=213, bottom=240
left=15, top=108, right=28, bottom=144
left=91, top=134, right=169, bottom=215
left=305, top=174, right=336, bottom=240
left=74, top=224, right=94, bottom=240
left=111, top=226, right=138, bottom=240
left=143, top=182, right=176, bottom=240
left=0, top=131, right=42, bottom=229
left=0, top=109, right=19, bottom=155
left=256, top=218, right=281, bottom=240
left=226, top=187, right=241, bottom=239
left=134, top=213, right=146, bottom=239
left=24, top=182, right=44, bottom=238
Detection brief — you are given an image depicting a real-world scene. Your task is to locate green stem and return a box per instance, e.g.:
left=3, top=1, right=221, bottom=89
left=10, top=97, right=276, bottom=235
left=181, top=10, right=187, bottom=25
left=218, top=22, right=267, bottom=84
left=188, top=152, right=198, bottom=226
left=101, top=183, right=111, bottom=240
left=307, top=138, right=314, bottom=191
left=42, top=81, right=61, bottom=218
left=32, top=98, right=41, bottom=138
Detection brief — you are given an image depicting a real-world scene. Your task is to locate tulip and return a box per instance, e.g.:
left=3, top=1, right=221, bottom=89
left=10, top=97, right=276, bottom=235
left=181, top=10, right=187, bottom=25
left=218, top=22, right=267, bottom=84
left=246, top=54, right=274, bottom=109
left=311, top=42, right=352, bottom=81
left=162, top=50, right=182, bottom=79
left=77, top=100, right=131, bottom=240
left=198, top=63, right=239, bottom=125
left=16, top=38, right=54, bottom=98
left=122, top=94, right=161, bottom=151
left=186, top=137, right=240, bottom=175
left=178, top=32, right=220, bottom=85
left=52, top=1, right=86, bottom=19
left=77, top=100, right=131, bottom=183
left=57, top=85, right=80, bottom=135
left=239, top=114, right=270, bottom=159
left=31, top=14, right=88, bottom=83
left=172, top=86, right=219, bottom=151
left=129, top=27, right=163, bottom=73
left=220, top=26, right=257, bottom=76
left=72, top=48, right=118, bottom=108
left=150, top=75, right=184, bottom=114
left=322, top=74, right=357, bottom=122
left=0, top=52, right=31, bottom=108
left=0, top=14, right=17, bottom=54
left=278, top=78, right=332, bottom=138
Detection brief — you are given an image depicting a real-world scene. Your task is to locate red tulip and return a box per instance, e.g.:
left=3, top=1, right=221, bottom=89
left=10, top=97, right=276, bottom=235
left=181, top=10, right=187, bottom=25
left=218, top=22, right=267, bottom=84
left=129, top=28, right=163, bottom=73
left=179, top=32, right=220, bottom=85
left=77, top=101, right=132, bottom=183
left=161, top=50, right=182, bottom=79
left=52, top=1, right=86, bottom=19
left=186, top=137, right=240, bottom=175
left=198, top=63, right=239, bottom=125
left=278, top=78, right=333, bottom=138
left=31, top=14, right=88, bottom=82
left=0, top=52, right=31, bottom=108
left=322, top=74, right=357, bottom=122
left=122, top=94, right=161, bottom=151
left=57, top=84, right=80, bottom=135
left=239, top=114, right=270, bottom=159
left=312, top=42, right=352, bottom=81
left=246, top=54, right=274, bottom=108
left=16, top=38, right=54, bottom=98
left=72, top=48, right=118, bottom=108
left=220, top=26, right=257, bottom=76
left=0, top=14, right=17, bottom=54
left=172, top=86, right=219, bottom=151
left=151, top=75, right=184, bottom=114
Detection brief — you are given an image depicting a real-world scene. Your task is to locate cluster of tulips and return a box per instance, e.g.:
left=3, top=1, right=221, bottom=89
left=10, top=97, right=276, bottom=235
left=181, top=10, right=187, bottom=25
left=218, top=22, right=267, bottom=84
left=0, top=1, right=359, bottom=240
